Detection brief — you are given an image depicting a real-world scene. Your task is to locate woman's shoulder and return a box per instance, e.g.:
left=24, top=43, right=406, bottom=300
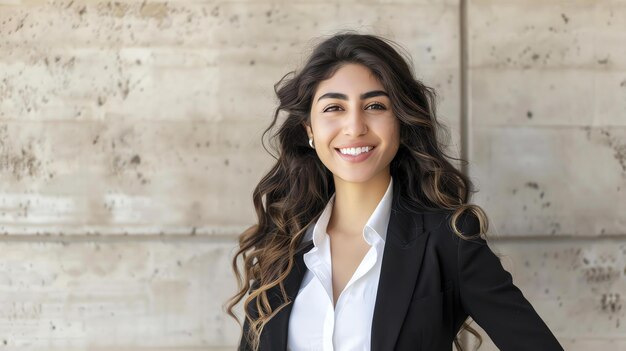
left=420, top=208, right=483, bottom=246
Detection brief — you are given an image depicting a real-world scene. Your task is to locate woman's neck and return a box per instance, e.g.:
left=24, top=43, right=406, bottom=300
left=328, top=172, right=391, bottom=238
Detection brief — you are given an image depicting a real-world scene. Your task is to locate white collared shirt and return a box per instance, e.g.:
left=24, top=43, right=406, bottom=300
left=287, top=177, right=394, bottom=351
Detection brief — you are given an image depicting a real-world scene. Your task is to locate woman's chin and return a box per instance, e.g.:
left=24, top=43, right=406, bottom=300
left=332, top=170, right=380, bottom=184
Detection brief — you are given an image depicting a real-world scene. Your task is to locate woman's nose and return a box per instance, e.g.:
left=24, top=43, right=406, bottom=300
left=343, top=107, right=368, bottom=136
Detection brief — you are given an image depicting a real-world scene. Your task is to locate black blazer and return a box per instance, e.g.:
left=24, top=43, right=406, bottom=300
left=239, top=190, right=564, bottom=351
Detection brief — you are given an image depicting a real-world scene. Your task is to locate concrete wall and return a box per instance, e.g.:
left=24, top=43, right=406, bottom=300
left=0, top=0, right=624, bottom=350
left=466, top=1, right=626, bottom=349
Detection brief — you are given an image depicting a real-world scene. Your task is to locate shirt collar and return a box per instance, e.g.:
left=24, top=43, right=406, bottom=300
left=303, top=176, right=394, bottom=246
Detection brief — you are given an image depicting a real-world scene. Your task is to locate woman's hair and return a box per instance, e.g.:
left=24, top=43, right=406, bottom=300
left=224, top=31, right=490, bottom=351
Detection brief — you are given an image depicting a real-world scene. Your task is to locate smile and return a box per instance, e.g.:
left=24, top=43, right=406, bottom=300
left=337, top=146, right=374, bottom=156
left=334, top=146, right=376, bottom=163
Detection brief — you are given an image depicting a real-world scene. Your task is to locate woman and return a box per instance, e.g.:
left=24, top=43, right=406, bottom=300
left=225, top=32, right=563, bottom=351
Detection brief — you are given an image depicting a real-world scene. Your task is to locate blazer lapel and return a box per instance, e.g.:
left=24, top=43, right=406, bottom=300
left=259, top=235, right=314, bottom=351
left=370, top=194, right=430, bottom=351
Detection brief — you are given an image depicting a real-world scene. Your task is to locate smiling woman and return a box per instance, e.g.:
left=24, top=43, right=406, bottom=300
left=224, top=32, right=564, bottom=351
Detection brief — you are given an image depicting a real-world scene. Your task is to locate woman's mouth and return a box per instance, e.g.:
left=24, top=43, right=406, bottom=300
left=334, top=146, right=376, bottom=163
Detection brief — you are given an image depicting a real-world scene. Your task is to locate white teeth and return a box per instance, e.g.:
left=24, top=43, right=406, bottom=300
left=338, top=146, right=373, bottom=156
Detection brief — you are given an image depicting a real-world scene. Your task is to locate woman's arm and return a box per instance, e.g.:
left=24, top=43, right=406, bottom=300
left=457, top=214, right=564, bottom=350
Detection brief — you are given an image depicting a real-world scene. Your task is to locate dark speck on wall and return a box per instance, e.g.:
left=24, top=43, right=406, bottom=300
left=130, top=155, right=141, bottom=165
left=527, top=111, right=533, bottom=119
left=525, top=181, right=539, bottom=189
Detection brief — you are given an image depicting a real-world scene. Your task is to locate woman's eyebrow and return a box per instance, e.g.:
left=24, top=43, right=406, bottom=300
left=316, top=90, right=389, bottom=103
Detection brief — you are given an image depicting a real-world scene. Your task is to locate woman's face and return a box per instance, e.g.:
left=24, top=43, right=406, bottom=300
left=305, top=63, right=400, bottom=184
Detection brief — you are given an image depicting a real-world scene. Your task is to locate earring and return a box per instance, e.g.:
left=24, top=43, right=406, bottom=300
left=309, top=137, right=315, bottom=149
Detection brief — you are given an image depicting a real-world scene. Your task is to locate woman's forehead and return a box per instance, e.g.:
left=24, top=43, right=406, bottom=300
left=314, top=64, right=386, bottom=98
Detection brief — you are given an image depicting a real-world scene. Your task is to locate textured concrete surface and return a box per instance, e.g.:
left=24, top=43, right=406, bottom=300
left=1, top=0, right=624, bottom=350
left=469, top=0, right=626, bottom=238
left=0, top=239, right=239, bottom=350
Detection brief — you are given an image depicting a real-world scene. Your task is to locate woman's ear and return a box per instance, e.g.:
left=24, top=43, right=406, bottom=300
left=302, top=121, right=313, bottom=139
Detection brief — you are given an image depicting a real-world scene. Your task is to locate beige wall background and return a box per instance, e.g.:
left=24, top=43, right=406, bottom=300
left=0, top=0, right=624, bottom=350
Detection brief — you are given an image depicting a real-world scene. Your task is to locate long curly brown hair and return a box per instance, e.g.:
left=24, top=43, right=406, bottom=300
left=224, top=31, right=490, bottom=351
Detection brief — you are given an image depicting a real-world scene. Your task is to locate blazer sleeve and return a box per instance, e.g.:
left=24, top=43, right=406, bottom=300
left=456, top=213, right=564, bottom=351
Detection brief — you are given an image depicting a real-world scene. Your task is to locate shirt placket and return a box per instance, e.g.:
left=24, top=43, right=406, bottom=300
left=323, top=303, right=335, bottom=351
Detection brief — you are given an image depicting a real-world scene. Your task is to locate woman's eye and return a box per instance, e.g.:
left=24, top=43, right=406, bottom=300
left=323, top=105, right=341, bottom=112
left=367, top=103, right=386, bottom=110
